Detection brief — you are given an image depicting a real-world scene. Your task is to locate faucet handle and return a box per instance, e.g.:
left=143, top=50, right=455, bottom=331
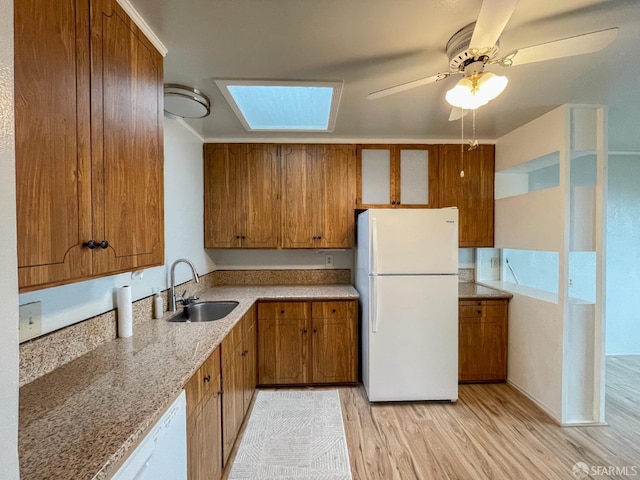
left=183, top=296, right=199, bottom=306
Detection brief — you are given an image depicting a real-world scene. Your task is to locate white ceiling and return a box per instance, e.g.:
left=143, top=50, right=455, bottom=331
left=130, top=0, right=640, bottom=150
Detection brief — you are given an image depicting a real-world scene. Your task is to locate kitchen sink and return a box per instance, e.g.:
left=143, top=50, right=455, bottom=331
left=168, top=301, right=239, bottom=323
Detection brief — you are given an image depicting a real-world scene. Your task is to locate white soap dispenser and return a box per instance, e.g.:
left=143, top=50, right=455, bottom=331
left=153, top=288, right=163, bottom=319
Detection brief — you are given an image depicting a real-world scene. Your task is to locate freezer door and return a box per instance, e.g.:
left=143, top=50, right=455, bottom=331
left=368, top=208, right=458, bottom=275
left=365, top=275, right=458, bottom=402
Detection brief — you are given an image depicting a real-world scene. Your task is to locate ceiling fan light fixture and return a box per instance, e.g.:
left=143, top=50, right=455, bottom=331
left=476, top=72, right=508, bottom=101
left=445, top=72, right=508, bottom=110
left=445, top=78, right=488, bottom=110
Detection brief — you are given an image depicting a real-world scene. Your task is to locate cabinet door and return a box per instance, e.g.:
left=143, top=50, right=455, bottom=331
left=357, top=145, right=437, bottom=209
left=90, top=0, right=164, bottom=274
left=204, top=144, right=242, bottom=248
left=281, top=145, right=322, bottom=248
left=318, top=145, right=356, bottom=248
left=15, top=0, right=93, bottom=290
left=440, top=144, right=495, bottom=247
left=187, top=380, right=222, bottom=480
left=242, top=320, right=257, bottom=414
left=221, top=342, right=244, bottom=466
left=258, top=317, right=310, bottom=385
left=242, top=144, right=281, bottom=248
left=458, top=300, right=508, bottom=382
left=357, top=145, right=394, bottom=207
left=310, top=301, right=357, bottom=383
left=398, top=145, right=439, bottom=207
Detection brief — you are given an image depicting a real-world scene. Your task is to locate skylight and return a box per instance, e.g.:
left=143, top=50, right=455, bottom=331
left=215, top=80, right=343, bottom=132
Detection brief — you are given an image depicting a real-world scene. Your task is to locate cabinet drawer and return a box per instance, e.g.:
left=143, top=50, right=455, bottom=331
left=222, top=321, right=243, bottom=362
left=459, top=300, right=507, bottom=318
left=201, top=347, right=221, bottom=399
left=258, top=302, right=308, bottom=320
left=185, top=347, right=220, bottom=418
left=311, top=301, right=356, bottom=319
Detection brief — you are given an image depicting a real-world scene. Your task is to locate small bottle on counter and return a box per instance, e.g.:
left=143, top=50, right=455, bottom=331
left=153, top=289, right=163, bottom=319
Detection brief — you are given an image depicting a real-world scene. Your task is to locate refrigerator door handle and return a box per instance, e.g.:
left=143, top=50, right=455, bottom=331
left=371, top=276, right=379, bottom=333
left=371, top=218, right=379, bottom=275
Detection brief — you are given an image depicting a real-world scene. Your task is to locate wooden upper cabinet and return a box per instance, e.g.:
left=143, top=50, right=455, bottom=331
left=204, top=144, right=280, bottom=249
left=90, top=0, right=164, bottom=274
left=204, top=144, right=243, bottom=248
left=357, top=145, right=439, bottom=209
left=242, top=144, right=280, bottom=248
left=281, top=144, right=356, bottom=248
left=14, top=0, right=164, bottom=291
left=281, top=145, right=320, bottom=248
left=439, top=144, right=495, bottom=247
left=15, top=0, right=93, bottom=289
left=318, top=145, right=356, bottom=248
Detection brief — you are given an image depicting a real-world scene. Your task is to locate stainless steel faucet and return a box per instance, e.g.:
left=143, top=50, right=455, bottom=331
left=169, top=258, right=200, bottom=312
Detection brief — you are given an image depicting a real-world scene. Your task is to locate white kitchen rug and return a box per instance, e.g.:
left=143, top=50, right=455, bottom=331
left=228, top=389, right=352, bottom=480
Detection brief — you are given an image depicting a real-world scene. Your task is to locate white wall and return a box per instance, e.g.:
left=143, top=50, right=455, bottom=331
left=0, top=0, right=20, bottom=475
left=18, top=117, right=214, bottom=337
left=606, top=154, right=640, bottom=354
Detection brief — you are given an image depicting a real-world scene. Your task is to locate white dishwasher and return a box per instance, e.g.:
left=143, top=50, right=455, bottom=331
left=112, top=390, right=187, bottom=480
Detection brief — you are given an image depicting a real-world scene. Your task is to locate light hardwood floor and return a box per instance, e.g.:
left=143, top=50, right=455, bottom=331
left=225, top=356, right=640, bottom=480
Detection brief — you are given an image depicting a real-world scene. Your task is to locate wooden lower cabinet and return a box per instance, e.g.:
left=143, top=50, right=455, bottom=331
left=257, top=300, right=358, bottom=386
left=185, top=306, right=258, bottom=479
left=185, top=347, right=222, bottom=480
left=458, top=299, right=508, bottom=383
left=221, top=306, right=257, bottom=466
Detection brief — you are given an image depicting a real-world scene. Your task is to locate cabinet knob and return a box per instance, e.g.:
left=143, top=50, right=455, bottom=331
left=477, top=310, right=482, bottom=314
left=84, top=240, right=97, bottom=249
left=280, top=310, right=285, bottom=314
left=332, top=309, right=336, bottom=313
left=303, top=329, right=308, bottom=334
left=313, top=329, right=317, bottom=333
left=99, top=240, right=109, bottom=249
left=203, top=375, right=211, bottom=383
left=236, top=235, right=241, bottom=239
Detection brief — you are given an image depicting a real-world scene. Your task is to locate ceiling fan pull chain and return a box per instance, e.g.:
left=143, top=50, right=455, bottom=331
left=469, top=109, right=479, bottom=152
left=460, top=110, right=465, bottom=178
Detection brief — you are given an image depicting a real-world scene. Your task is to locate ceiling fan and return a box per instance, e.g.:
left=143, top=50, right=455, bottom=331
left=367, top=0, right=618, bottom=120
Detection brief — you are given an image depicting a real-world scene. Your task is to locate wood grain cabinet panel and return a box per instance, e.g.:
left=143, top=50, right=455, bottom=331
left=14, top=0, right=92, bottom=289
left=258, top=301, right=358, bottom=386
left=221, top=306, right=257, bottom=466
left=204, top=144, right=280, bottom=249
left=281, top=144, right=356, bottom=249
left=185, top=347, right=222, bottom=480
left=311, top=301, right=357, bottom=384
left=90, top=0, right=164, bottom=275
left=439, top=144, right=495, bottom=247
left=281, top=145, right=321, bottom=248
left=15, top=0, right=164, bottom=291
left=458, top=299, right=508, bottom=383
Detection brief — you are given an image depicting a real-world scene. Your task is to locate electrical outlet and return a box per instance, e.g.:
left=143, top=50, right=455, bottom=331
left=490, top=257, right=499, bottom=268
left=19, top=301, right=42, bottom=342
left=325, top=254, right=334, bottom=268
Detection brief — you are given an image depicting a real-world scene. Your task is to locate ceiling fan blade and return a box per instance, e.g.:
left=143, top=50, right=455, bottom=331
left=469, top=0, right=519, bottom=52
left=367, top=72, right=451, bottom=100
left=449, top=107, right=469, bottom=122
left=497, top=27, right=618, bottom=67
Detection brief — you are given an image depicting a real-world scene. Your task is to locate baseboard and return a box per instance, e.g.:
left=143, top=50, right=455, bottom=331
left=506, top=379, right=562, bottom=425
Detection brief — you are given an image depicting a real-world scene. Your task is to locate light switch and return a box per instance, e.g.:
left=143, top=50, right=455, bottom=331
left=19, top=301, right=42, bottom=342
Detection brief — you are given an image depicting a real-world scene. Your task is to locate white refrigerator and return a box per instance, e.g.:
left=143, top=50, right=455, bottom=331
left=356, top=208, right=459, bottom=402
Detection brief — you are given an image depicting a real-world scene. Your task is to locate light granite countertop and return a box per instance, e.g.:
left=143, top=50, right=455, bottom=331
left=458, top=282, right=513, bottom=300
left=18, top=285, right=358, bottom=480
